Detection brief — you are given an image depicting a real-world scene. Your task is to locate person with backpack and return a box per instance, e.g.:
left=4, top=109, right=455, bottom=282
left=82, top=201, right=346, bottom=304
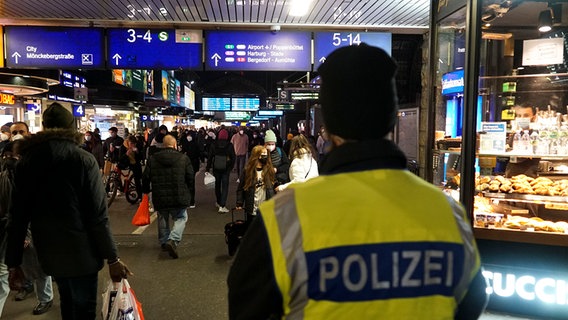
left=206, top=128, right=236, bottom=213
left=264, top=129, right=290, bottom=187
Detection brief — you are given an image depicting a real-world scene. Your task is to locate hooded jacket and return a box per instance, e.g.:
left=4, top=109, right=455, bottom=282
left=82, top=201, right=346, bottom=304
left=5, top=129, right=118, bottom=277
left=143, top=148, right=194, bottom=211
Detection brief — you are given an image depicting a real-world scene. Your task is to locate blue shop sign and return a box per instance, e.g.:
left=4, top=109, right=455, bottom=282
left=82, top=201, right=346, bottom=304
left=107, top=28, right=203, bottom=70
left=314, top=32, right=392, bottom=69
left=5, top=26, right=104, bottom=68
left=441, top=69, right=464, bottom=95
left=205, top=30, right=311, bottom=71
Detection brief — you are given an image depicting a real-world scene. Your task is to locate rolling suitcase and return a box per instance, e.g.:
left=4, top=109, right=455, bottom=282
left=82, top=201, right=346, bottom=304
left=224, top=208, right=248, bottom=256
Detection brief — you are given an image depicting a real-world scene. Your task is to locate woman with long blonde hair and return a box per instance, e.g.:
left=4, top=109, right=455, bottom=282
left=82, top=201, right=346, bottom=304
left=236, top=145, right=276, bottom=221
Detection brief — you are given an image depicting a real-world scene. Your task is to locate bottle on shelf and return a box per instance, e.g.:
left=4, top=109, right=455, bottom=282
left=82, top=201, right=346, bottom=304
left=521, top=130, right=531, bottom=153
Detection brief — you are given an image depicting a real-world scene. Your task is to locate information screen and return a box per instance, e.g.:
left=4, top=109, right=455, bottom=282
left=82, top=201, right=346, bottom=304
left=5, top=26, right=104, bottom=68
left=205, top=30, right=311, bottom=71
left=202, top=97, right=231, bottom=111
left=107, top=28, right=202, bottom=70
left=313, top=32, right=392, bottom=69
left=231, top=97, right=260, bottom=111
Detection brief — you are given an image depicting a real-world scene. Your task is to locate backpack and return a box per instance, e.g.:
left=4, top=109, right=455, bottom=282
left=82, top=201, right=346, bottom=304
left=213, top=143, right=230, bottom=171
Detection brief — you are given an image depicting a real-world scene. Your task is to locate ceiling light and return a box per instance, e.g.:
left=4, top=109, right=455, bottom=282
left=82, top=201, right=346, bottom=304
left=289, top=0, right=312, bottom=17
left=538, top=9, right=553, bottom=33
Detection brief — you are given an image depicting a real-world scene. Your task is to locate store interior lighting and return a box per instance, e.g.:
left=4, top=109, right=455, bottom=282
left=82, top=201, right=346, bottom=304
left=538, top=9, right=553, bottom=32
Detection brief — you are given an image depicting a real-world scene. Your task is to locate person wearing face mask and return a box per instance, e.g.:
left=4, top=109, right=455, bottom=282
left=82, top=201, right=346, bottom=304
left=0, top=124, right=11, bottom=155
left=180, top=130, right=200, bottom=208
left=236, top=145, right=276, bottom=222
left=206, top=128, right=236, bottom=213
left=230, top=127, right=249, bottom=183
left=82, top=131, right=104, bottom=170
left=10, top=122, right=30, bottom=142
left=264, top=129, right=290, bottom=187
left=249, top=129, right=264, bottom=152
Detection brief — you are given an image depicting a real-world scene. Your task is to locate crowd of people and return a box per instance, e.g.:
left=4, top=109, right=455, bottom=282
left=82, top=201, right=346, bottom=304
left=0, top=113, right=327, bottom=318
left=0, top=43, right=488, bottom=319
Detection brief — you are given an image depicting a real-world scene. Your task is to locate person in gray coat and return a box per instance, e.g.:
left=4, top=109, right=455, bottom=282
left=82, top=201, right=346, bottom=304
left=143, top=134, right=194, bottom=259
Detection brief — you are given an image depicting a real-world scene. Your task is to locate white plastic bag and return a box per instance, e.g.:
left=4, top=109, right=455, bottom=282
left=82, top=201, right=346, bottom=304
left=103, top=279, right=144, bottom=320
left=204, top=172, right=215, bottom=189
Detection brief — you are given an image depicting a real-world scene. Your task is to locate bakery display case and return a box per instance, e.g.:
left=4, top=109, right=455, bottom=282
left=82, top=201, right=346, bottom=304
left=429, top=0, right=568, bottom=318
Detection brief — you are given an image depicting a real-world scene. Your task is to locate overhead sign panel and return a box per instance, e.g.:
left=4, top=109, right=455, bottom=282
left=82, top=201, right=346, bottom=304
left=5, top=26, right=104, bottom=68
left=107, top=28, right=202, bottom=70
left=313, top=32, right=392, bottom=69
left=205, top=30, right=311, bottom=71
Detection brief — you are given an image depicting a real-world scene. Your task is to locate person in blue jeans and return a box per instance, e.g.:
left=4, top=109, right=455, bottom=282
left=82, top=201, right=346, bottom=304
left=143, top=134, right=194, bottom=259
left=206, top=128, right=236, bottom=213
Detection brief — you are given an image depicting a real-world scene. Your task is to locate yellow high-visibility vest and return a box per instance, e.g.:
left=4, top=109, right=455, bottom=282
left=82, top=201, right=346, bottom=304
left=260, top=169, right=480, bottom=319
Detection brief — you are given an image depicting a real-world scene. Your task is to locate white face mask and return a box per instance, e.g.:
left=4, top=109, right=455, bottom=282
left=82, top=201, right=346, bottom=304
left=266, top=145, right=276, bottom=152
left=253, top=134, right=258, bottom=138
left=0, top=133, right=8, bottom=141
left=12, top=134, right=24, bottom=141
left=85, top=136, right=92, bottom=141
left=239, top=130, right=244, bottom=135
left=187, top=136, right=192, bottom=142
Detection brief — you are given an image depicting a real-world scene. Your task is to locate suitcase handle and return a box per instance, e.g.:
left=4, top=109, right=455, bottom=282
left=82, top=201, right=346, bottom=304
left=231, top=207, right=246, bottom=222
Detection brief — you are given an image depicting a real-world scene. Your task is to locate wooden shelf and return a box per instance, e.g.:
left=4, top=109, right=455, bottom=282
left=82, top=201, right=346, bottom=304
left=474, top=227, right=568, bottom=247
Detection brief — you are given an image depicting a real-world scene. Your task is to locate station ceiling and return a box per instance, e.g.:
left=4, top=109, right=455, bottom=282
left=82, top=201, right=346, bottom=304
left=0, top=0, right=430, bottom=34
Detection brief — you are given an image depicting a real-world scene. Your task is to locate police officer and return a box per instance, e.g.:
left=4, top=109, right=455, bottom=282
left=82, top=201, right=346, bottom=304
left=227, top=44, right=488, bottom=319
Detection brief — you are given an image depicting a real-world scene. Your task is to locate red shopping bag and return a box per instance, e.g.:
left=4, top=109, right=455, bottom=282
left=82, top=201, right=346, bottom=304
left=131, top=194, right=150, bottom=226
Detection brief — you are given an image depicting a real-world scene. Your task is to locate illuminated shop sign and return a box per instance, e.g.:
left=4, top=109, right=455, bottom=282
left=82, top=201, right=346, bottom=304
left=482, top=265, right=568, bottom=318
left=0, top=93, right=15, bottom=105
left=140, top=114, right=164, bottom=121
left=257, top=110, right=283, bottom=116
left=441, top=69, right=464, bottom=95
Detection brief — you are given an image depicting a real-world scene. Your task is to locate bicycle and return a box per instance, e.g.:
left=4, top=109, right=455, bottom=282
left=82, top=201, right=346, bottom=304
left=104, top=163, right=139, bottom=207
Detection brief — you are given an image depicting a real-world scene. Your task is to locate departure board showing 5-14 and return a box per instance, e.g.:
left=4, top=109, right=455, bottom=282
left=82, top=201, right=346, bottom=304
left=313, top=32, right=392, bottom=69
left=107, top=28, right=203, bottom=70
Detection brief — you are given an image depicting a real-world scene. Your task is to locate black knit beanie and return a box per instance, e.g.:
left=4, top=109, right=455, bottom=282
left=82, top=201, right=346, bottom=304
left=42, top=103, right=75, bottom=129
left=317, top=43, right=398, bottom=140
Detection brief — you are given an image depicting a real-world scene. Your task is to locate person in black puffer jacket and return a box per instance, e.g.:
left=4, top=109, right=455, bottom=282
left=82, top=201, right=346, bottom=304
left=142, top=134, right=194, bottom=259
left=6, top=103, right=130, bottom=319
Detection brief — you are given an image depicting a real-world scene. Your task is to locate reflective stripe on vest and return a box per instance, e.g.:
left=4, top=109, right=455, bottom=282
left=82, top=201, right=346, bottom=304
left=261, top=169, right=480, bottom=319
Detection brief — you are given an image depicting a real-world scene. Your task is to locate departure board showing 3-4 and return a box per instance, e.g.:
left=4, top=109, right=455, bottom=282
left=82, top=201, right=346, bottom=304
left=313, top=32, right=392, bottom=69
left=107, top=28, right=203, bottom=70
left=5, top=26, right=105, bottom=68
left=205, top=30, right=311, bottom=71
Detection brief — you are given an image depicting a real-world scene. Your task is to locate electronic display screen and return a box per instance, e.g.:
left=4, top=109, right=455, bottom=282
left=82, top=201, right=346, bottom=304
left=5, top=26, right=104, bottom=68
left=107, top=28, right=202, bottom=70
left=202, top=97, right=231, bottom=111
left=205, top=30, right=311, bottom=71
left=313, top=32, right=392, bottom=69
left=231, top=97, right=260, bottom=111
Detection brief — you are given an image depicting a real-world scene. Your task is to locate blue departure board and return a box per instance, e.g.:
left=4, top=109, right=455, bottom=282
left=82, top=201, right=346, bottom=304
left=313, top=32, right=392, bottom=69
left=205, top=30, right=311, bottom=71
left=202, top=97, right=231, bottom=111
left=107, top=28, right=202, bottom=70
left=5, top=26, right=104, bottom=68
left=231, top=97, right=260, bottom=111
